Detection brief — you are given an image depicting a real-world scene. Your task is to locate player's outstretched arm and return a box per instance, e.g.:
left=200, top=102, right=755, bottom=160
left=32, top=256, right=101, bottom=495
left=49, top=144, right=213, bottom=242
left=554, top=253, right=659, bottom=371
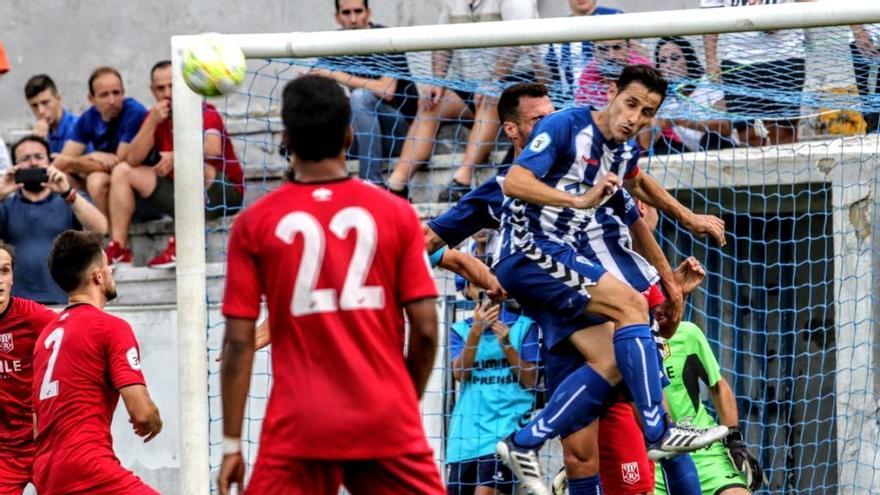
left=630, top=217, right=683, bottom=332
left=218, top=317, right=257, bottom=495
left=119, top=384, right=163, bottom=443
left=439, top=249, right=507, bottom=301
left=711, top=378, right=766, bottom=491
left=503, top=165, right=620, bottom=209
left=625, top=170, right=726, bottom=246
left=403, top=298, right=438, bottom=399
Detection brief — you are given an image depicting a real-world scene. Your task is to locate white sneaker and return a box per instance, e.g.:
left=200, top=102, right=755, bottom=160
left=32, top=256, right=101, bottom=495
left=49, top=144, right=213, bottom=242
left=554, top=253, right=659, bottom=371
left=647, top=423, right=729, bottom=461
left=551, top=466, right=568, bottom=495
left=496, top=435, right=550, bottom=495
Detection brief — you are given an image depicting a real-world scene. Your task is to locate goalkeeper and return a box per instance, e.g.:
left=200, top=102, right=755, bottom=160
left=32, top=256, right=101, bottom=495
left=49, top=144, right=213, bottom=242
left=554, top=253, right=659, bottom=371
left=655, top=260, right=765, bottom=495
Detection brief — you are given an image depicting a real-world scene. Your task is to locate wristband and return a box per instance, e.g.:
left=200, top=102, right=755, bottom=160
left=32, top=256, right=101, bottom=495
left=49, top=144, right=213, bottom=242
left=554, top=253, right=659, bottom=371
left=64, top=188, right=77, bottom=205
left=222, top=436, right=241, bottom=455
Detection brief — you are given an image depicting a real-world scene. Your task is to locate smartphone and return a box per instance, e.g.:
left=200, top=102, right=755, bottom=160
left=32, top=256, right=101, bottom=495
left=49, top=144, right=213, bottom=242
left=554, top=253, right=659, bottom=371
left=14, top=167, right=49, bottom=185
left=477, top=290, right=487, bottom=303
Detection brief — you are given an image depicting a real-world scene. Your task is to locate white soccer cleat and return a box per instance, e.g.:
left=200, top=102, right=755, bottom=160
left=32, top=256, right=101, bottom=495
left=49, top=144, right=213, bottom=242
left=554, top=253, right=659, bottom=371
left=551, top=466, right=568, bottom=495
left=496, top=435, right=550, bottom=495
left=647, top=423, right=729, bottom=461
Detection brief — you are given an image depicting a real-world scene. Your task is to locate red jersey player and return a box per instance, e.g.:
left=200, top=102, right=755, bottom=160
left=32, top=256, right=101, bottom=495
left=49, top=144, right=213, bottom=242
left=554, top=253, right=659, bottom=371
left=0, top=242, right=57, bottom=495
left=218, top=75, right=444, bottom=495
left=31, top=230, right=163, bottom=495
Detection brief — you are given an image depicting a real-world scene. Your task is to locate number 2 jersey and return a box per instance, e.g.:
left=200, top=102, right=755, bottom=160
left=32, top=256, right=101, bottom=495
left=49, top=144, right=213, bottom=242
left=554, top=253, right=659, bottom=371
left=222, top=178, right=439, bottom=460
left=31, top=303, right=148, bottom=495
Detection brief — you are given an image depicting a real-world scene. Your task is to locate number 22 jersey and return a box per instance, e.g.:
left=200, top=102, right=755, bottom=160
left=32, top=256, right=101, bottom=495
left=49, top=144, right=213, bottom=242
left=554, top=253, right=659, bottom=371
left=223, top=178, right=438, bottom=460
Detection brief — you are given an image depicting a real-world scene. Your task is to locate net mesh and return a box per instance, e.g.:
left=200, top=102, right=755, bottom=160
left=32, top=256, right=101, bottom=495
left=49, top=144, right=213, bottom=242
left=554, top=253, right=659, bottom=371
left=198, top=23, right=880, bottom=494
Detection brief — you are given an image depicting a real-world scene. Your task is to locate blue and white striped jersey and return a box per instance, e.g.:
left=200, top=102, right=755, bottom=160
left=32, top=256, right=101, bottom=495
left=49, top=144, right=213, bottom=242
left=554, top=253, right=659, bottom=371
left=499, top=107, right=642, bottom=258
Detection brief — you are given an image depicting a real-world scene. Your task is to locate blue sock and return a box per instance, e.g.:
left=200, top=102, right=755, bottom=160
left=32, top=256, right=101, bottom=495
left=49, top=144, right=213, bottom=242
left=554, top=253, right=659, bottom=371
left=659, top=455, right=701, bottom=495
left=612, top=324, right=668, bottom=443
left=512, top=364, right=612, bottom=448
left=568, top=474, right=604, bottom=495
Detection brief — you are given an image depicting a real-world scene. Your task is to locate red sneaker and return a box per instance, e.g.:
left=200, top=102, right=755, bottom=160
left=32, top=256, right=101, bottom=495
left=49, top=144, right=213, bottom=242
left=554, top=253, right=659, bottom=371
left=148, top=237, right=176, bottom=269
left=105, top=241, right=132, bottom=265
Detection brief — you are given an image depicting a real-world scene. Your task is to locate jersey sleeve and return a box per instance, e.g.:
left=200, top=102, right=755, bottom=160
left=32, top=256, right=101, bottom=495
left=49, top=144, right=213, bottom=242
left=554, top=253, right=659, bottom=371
left=519, top=321, right=541, bottom=363
left=222, top=212, right=263, bottom=320
left=619, top=189, right=641, bottom=226
left=623, top=146, right=642, bottom=180
left=202, top=105, right=225, bottom=136
left=397, top=203, right=438, bottom=303
left=500, top=0, right=539, bottom=21
left=24, top=300, right=57, bottom=337
left=514, top=113, right=567, bottom=179
left=105, top=318, right=147, bottom=390
left=119, top=101, right=148, bottom=144
left=448, top=320, right=470, bottom=360
left=686, top=322, right=723, bottom=387
left=69, top=113, right=90, bottom=145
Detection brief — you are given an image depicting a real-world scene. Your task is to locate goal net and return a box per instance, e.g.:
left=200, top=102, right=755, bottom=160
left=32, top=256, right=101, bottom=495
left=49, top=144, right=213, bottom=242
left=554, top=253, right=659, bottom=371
left=170, top=3, right=880, bottom=493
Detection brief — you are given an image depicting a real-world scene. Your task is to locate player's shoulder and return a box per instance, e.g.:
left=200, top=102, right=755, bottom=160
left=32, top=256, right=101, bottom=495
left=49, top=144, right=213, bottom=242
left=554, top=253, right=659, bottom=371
left=673, top=321, right=706, bottom=342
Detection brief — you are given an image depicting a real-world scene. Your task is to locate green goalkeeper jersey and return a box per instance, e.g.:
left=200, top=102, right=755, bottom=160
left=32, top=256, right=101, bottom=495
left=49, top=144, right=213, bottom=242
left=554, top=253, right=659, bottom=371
left=661, top=321, right=723, bottom=426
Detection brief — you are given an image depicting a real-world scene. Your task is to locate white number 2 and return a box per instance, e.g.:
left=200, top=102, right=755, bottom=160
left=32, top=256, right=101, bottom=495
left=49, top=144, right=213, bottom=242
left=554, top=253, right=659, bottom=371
left=275, top=207, right=384, bottom=316
left=39, top=328, right=64, bottom=400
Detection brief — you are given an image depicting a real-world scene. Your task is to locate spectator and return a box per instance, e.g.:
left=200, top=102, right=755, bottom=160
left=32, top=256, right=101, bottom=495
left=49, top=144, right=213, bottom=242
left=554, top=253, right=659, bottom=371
left=702, top=0, right=808, bottom=146
left=850, top=24, right=880, bottom=133
left=0, top=42, right=12, bottom=172
left=545, top=0, right=623, bottom=101
left=311, top=0, right=419, bottom=185
left=574, top=39, right=651, bottom=107
left=106, top=60, right=243, bottom=268
left=24, top=75, right=87, bottom=157
left=647, top=36, right=737, bottom=154
left=386, top=0, right=544, bottom=202
left=0, top=136, right=107, bottom=304
left=53, top=66, right=147, bottom=216
left=446, top=238, right=540, bottom=495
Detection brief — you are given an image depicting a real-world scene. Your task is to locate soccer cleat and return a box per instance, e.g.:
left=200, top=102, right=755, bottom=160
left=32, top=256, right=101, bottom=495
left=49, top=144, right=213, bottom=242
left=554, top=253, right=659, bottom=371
left=147, top=237, right=176, bottom=269
left=551, top=466, right=568, bottom=495
left=647, top=423, right=729, bottom=461
left=496, top=435, right=550, bottom=495
left=105, top=240, right=132, bottom=266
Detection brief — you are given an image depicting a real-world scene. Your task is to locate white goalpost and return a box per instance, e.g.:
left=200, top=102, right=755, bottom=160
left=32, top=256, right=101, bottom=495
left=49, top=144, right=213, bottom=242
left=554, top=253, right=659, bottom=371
left=172, top=2, right=880, bottom=493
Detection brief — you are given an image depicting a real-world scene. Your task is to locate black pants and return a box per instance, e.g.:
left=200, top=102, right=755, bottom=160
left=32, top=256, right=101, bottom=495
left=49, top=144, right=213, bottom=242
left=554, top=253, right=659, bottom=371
left=850, top=41, right=880, bottom=133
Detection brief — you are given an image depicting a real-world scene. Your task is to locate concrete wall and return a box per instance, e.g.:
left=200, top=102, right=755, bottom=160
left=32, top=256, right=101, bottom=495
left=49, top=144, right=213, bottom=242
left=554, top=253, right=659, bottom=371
left=0, top=0, right=696, bottom=133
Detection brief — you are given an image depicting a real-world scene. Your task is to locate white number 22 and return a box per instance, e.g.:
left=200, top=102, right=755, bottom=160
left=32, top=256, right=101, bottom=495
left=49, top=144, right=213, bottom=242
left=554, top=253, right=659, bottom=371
left=39, top=328, right=64, bottom=400
left=275, top=207, right=384, bottom=316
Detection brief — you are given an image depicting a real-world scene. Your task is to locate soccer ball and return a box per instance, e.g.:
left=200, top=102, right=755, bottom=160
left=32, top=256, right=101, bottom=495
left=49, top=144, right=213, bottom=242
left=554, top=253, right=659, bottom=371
left=180, top=33, right=246, bottom=97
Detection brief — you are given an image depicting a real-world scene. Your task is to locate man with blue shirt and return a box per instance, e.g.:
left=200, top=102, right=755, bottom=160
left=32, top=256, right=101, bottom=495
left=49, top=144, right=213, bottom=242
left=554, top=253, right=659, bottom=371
left=493, top=65, right=728, bottom=495
left=54, top=66, right=147, bottom=217
left=24, top=74, right=84, bottom=156
left=0, top=136, right=106, bottom=304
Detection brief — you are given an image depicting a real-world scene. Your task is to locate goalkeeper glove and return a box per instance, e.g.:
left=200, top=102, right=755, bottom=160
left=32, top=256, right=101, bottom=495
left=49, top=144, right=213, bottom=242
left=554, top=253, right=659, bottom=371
left=724, top=426, right=766, bottom=492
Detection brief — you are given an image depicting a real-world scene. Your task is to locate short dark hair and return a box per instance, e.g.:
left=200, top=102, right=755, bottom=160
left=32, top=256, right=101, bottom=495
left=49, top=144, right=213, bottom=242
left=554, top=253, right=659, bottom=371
left=10, top=135, right=51, bottom=162
left=654, top=37, right=704, bottom=82
left=24, top=74, right=58, bottom=100
left=0, top=241, right=14, bottom=269
left=335, top=0, right=368, bottom=12
left=281, top=75, right=351, bottom=161
left=48, top=230, right=105, bottom=293
left=88, top=66, right=123, bottom=96
left=497, top=82, right=549, bottom=125
left=615, top=64, right=668, bottom=102
left=150, top=60, right=172, bottom=82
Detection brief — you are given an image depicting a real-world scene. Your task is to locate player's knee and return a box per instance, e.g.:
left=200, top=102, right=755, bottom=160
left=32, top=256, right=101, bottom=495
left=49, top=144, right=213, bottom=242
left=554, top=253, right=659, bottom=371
left=588, top=355, right=621, bottom=385
left=618, top=287, right=648, bottom=323
left=110, top=162, right=132, bottom=183
left=562, top=444, right=599, bottom=477
left=719, top=488, right=751, bottom=495
left=86, top=171, right=110, bottom=190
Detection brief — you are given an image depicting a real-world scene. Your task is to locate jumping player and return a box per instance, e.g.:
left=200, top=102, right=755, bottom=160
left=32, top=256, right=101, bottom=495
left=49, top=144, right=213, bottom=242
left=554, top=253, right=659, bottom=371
left=32, top=230, right=162, bottom=494
left=0, top=242, right=57, bottom=495
left=217, top=75, right=444, bottom=495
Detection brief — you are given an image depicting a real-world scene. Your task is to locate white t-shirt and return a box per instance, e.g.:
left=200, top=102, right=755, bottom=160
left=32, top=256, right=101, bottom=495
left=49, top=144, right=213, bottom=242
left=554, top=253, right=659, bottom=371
left=700, top=0, right=805, bottom=64
left=851, top=24, right=880, bottom=45
left=0, top=136, right=11, bottom=171
left=438, top=0, right=541, bottom=83
left=661, top=77, right=737, bottom=151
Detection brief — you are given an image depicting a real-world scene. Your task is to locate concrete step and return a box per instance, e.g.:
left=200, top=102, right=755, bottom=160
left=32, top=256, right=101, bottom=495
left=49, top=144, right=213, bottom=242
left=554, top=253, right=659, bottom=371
left=127, top=217, right=233, bottom=266
left=110, top=262, right=226, bottom=306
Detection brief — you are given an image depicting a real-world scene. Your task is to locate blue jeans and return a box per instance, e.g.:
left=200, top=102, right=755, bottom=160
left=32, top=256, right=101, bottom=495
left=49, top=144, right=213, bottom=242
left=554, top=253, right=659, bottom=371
left=348, top=88, right=410, bottom=184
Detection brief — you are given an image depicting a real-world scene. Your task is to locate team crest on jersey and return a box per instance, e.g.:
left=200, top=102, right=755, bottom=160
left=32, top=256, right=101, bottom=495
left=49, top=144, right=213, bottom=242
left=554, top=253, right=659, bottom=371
left=312, top=188, right=333, bottom=202
left=0, top=333, right=12, bottom=353
left=621, top=462, right=641, bottom=485
left=529, top=132, right=551, bottom=153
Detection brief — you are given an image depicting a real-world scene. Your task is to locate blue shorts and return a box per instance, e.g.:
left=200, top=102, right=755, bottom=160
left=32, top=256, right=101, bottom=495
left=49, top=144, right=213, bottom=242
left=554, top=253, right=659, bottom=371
left=494, top=243, right=606, bottom=350
left=446, top=455, right=515, bottom=495
left=427, top=177, right=503, bottom=248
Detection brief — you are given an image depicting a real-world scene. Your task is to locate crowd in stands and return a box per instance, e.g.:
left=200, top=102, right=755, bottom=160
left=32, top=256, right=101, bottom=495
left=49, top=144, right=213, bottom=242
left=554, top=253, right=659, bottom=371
left=0, top=0, right=878, bottom=309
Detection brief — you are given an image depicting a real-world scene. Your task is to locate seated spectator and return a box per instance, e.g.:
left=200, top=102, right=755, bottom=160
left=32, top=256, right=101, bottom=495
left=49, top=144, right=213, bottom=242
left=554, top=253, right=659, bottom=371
left=702, top=0, right=806, bottom=145
left=386, top=0, right=544, bottom=202
left=24, top=74, right=86, bottom=156
left=575, top=39, right=651, bottom=107
left=53, top=66, right=147, bottom=216
left=850, top=24, right=880, bottom=133
left=446, top=240, right=540, bottom=495
left=545, top=0, right=623, bottom=101
left=311, top=0, right=419, bottom=186
left=106, top=60, right=243, bottom=268
left=646, top=36, right=737, bottom=154
left=0, top=136, right=107, bottom=304
left=0, top=42, right=11, bottom=172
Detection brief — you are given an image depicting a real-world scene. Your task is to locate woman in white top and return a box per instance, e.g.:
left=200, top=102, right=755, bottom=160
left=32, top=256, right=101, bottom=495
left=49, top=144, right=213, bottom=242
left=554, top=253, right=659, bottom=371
left=646, top=37, right=738, bottom=155
left=851, top=24, right=880, bottom=133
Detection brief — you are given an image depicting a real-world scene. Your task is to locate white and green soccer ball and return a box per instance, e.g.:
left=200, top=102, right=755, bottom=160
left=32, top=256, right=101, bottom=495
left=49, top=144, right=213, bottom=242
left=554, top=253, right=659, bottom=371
left=181, top=33, right=246, bottom=97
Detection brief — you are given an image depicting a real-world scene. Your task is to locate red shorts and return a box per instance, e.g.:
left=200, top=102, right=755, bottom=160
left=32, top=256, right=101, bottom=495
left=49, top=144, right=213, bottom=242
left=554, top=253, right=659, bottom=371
left=245, top=451, right=445, bottom=495
left=598, top=401, right=655, bottom=495
left=0, top=455, right=31, bottom=495
left=34, top=460, right=158, bottom=495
